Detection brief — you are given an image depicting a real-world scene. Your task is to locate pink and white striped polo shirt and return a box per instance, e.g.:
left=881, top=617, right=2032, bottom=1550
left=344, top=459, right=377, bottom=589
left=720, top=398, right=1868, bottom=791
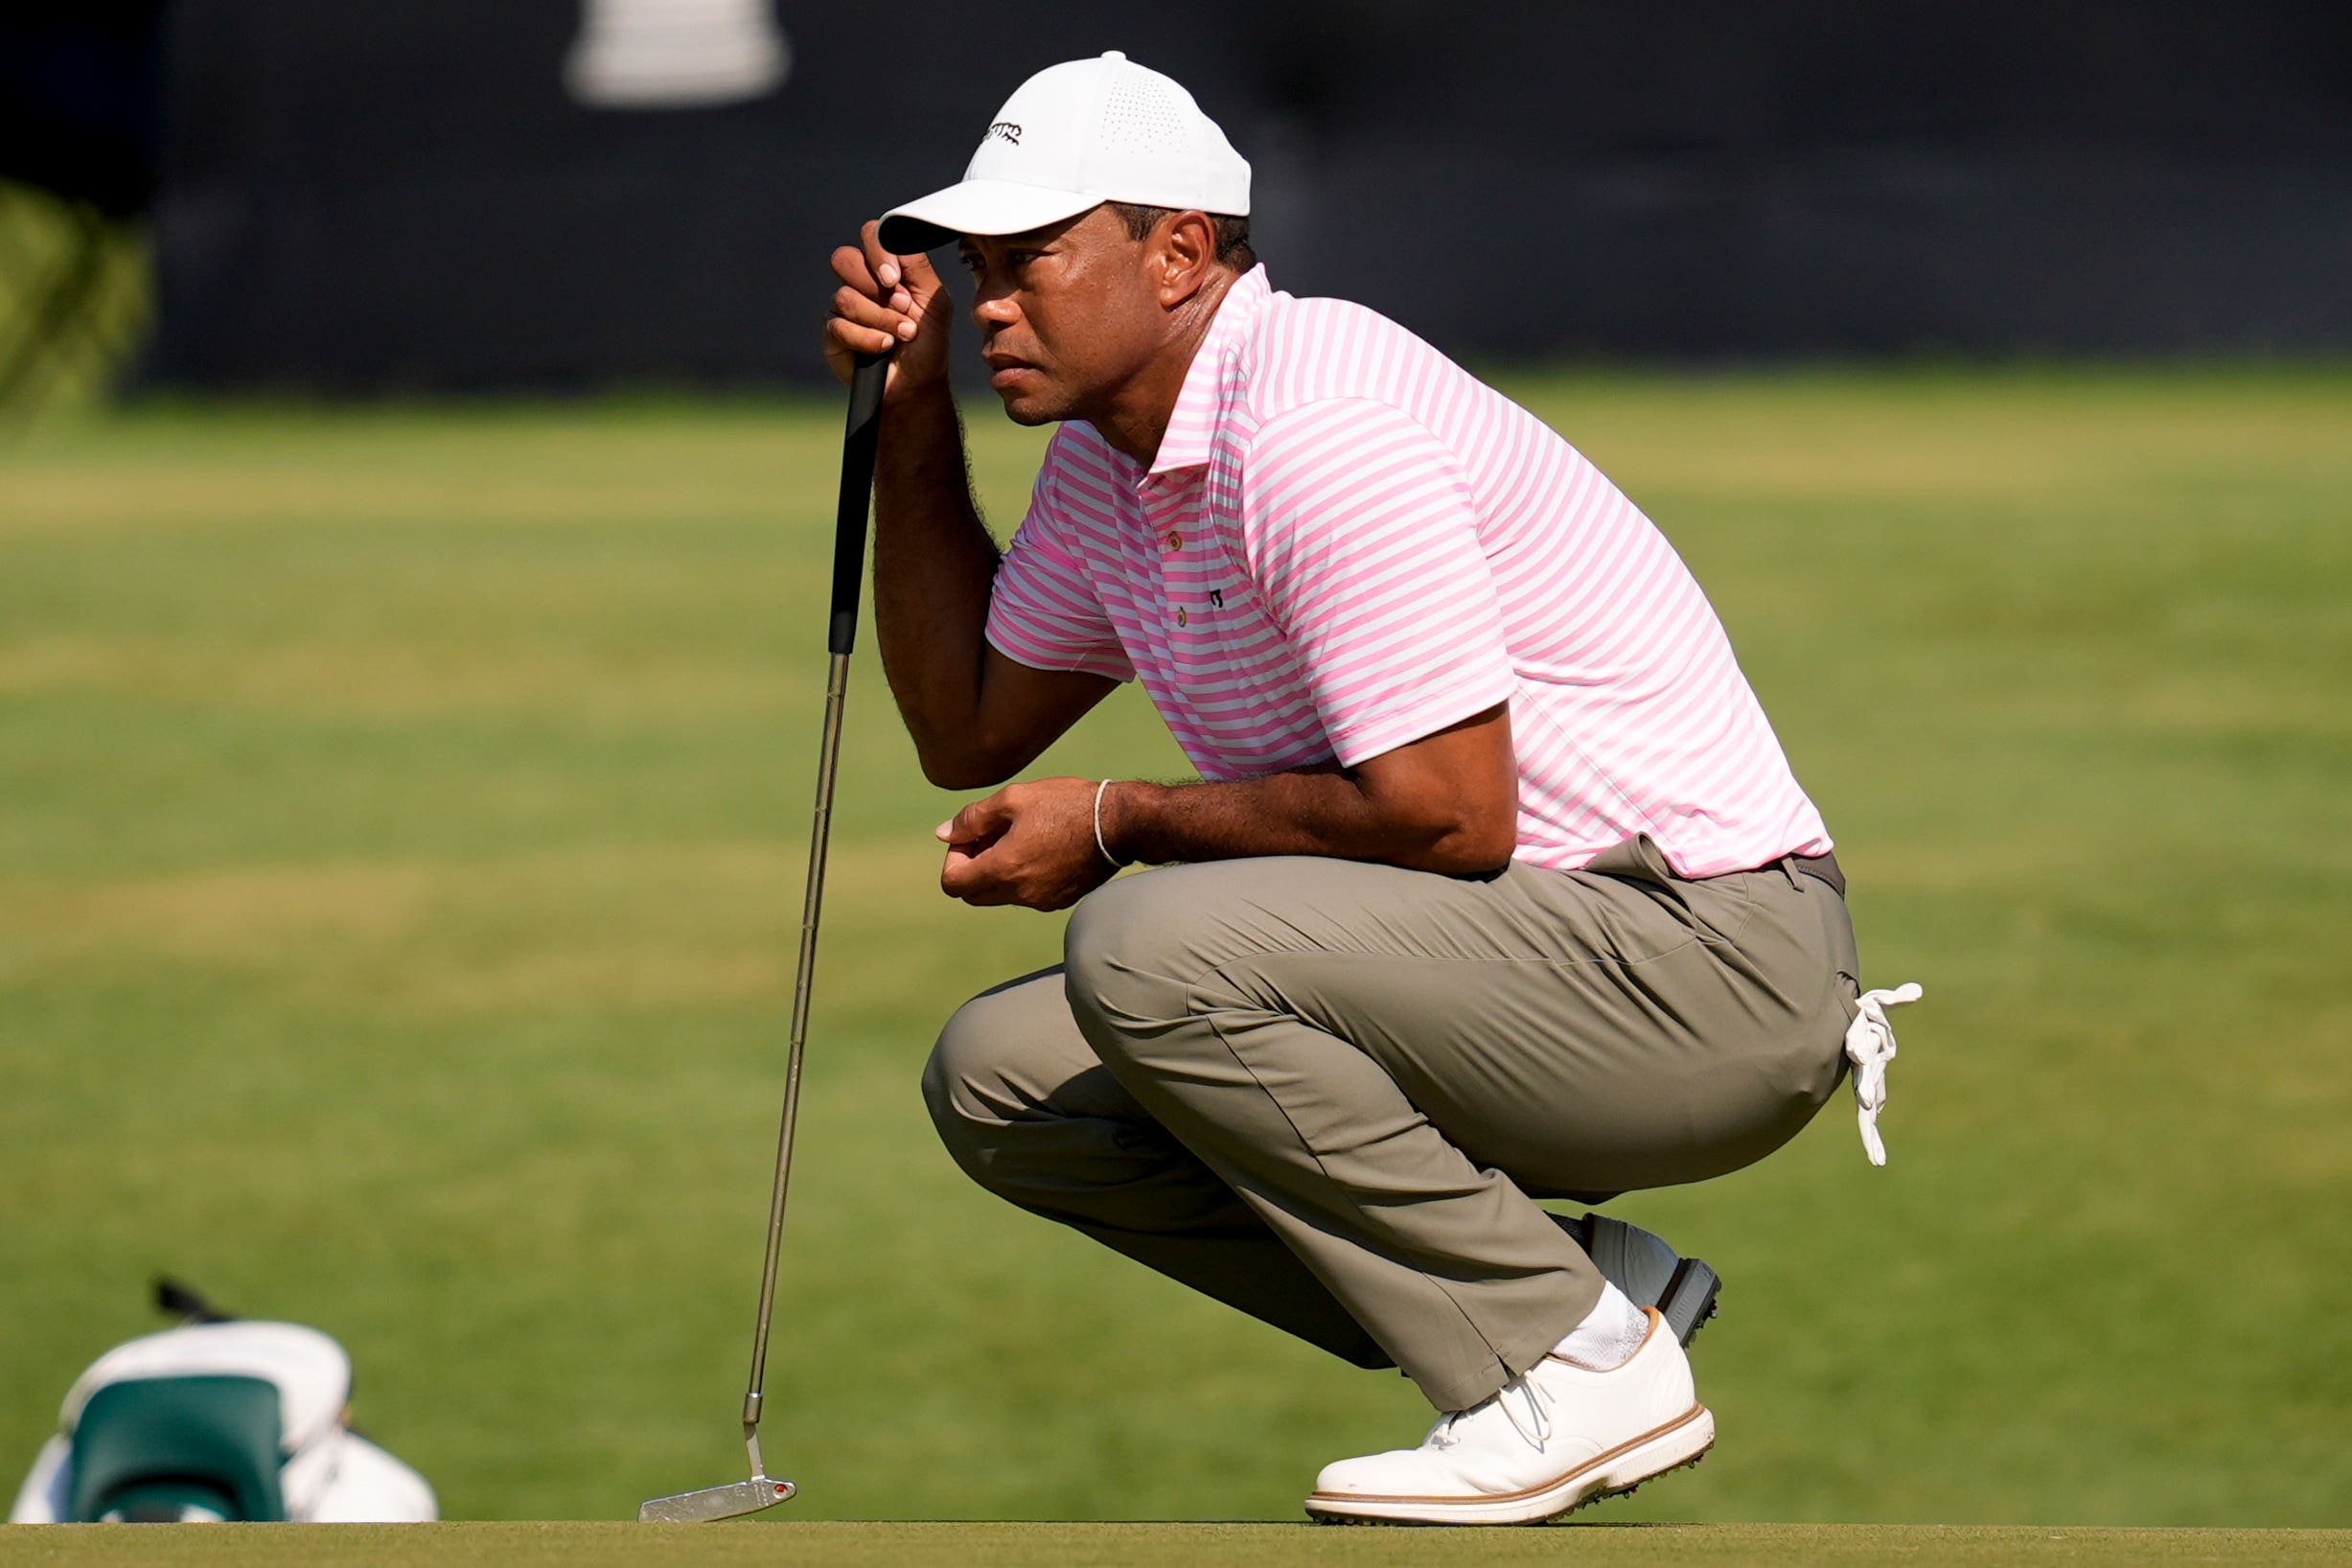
left=983, top=265, right=1832, bottom=877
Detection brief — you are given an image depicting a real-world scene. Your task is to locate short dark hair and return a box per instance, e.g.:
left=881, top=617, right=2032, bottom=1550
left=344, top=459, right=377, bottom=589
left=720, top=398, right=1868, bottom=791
left=1107, top=202, right=1257, bottom=272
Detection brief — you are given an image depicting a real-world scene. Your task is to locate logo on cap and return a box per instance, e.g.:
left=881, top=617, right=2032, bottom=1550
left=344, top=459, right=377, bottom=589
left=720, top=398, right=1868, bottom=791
left=986, top=121, right=1023, bottom=146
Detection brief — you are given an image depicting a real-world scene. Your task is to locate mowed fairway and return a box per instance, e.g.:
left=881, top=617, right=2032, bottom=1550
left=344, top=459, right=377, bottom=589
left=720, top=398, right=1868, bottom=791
left=2, top=370, right=2346, bottom=1538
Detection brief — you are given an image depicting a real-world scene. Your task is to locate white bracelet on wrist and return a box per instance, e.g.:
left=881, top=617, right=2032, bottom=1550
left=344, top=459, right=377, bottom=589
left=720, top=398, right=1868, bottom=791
left=1094, top=778, right=1127, bottom=869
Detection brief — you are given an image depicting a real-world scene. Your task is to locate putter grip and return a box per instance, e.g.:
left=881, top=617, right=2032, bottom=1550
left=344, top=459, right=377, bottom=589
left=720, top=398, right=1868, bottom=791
left=828, top=353, right=889, bottom=656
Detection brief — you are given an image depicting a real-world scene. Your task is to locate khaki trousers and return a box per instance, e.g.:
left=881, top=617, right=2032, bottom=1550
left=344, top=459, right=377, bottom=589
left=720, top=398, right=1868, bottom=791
left=922, top=836, right=1860, bottom=1412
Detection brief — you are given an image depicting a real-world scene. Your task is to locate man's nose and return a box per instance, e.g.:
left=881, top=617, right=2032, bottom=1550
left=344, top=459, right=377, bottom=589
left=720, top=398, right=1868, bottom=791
left=972, top=291, right=1019, bottom=328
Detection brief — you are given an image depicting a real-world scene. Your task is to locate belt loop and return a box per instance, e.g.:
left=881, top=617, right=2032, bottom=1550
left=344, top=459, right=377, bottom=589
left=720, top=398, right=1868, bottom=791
left=1778, top=854, right=1803, bottom=891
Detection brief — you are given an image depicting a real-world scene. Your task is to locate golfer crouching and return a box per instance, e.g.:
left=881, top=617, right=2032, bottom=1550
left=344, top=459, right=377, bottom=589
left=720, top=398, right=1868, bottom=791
left=823, top=51, right=1916, bottom=1525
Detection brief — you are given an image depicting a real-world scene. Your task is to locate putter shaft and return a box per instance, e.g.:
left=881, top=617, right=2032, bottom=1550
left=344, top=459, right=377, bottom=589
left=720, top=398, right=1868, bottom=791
left=639, top=353, right=887, bottom=1524
left=742, top=651, right=849, bottom=1456
left=638, top=656, right=846, bottom=1530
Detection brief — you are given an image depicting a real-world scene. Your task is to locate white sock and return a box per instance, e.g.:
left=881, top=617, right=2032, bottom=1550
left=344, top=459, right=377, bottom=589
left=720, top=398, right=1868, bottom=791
left=1553, top=1280, right=1648, bottom=1371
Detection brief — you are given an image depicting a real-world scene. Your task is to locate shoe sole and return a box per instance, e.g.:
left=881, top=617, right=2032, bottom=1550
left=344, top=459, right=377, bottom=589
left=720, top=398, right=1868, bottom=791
left=1303, top=1402, right=1715, bottom=1527
left=1658, top=1257, right=1721, bottom=1349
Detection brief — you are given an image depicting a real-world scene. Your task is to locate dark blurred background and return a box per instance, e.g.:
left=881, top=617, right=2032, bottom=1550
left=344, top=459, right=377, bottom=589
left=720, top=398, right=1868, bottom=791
left=5, top=1, right=2351, bottom=395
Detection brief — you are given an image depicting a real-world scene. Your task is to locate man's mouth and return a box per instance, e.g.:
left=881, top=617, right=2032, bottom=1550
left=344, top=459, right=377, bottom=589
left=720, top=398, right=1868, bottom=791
left=983, top=352, right=1037, bottom=391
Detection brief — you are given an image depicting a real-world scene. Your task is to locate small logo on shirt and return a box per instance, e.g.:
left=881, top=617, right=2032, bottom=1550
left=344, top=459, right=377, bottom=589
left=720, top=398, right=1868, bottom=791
left=986, top=122, right=1023, bottom=146
left=1210, top=588, right=1225, bottom=609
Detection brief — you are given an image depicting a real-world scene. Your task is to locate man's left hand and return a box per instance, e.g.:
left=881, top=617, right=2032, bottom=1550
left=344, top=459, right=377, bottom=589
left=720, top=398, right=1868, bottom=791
left=937, top=777, right=1118, bottom=911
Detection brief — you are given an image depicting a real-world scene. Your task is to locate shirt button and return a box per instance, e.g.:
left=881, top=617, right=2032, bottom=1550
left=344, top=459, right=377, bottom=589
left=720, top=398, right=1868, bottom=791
left=1176, top=608, right=1188, bottom=628
left=1165, top=530, right=1184, bottom=551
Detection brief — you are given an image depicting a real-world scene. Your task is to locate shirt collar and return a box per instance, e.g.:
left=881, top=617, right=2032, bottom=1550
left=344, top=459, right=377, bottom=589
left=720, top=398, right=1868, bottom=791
left=1145, top=265, right=1271, bottom=478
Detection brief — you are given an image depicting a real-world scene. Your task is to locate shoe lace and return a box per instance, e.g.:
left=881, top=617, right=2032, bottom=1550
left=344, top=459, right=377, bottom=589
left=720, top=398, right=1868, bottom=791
left=1431, top=1372, right=1554, bottom=1450
left=1845, top=982, right=1924, bottom=1165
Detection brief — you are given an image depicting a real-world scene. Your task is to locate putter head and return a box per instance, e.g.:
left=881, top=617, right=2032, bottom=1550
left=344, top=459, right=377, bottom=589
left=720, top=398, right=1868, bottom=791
left=637, top=1475, right=796, bottom=1523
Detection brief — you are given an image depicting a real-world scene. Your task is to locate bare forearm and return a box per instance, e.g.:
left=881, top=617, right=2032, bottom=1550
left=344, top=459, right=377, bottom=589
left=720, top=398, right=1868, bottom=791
left=1100, top=768, right=1513, bottom=877
left=937, top=710, right=1517, bottom=909
left=870, top=384, right=1001, bottom=776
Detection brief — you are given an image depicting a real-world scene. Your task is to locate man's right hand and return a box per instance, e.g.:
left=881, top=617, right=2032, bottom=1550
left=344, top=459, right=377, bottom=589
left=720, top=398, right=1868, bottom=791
left=826, top=218, right=1118, bottom=789
left=825, top=219, right=951, bottom=402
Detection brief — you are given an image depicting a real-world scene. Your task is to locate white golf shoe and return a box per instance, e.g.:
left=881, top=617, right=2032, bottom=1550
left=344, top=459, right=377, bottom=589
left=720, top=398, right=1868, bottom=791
left=1303, top=1307, right=1713, bottom=1526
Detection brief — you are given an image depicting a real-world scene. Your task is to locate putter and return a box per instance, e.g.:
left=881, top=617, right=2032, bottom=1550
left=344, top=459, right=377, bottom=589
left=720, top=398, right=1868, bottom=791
left=639, top=350, right=889, bottom=1524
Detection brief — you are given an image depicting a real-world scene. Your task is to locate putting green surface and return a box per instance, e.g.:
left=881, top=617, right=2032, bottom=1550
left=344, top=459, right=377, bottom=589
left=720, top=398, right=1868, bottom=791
left=3, top=1523, right=2349, bottom=1568
left=3, top=370, right=2347, bottom=1529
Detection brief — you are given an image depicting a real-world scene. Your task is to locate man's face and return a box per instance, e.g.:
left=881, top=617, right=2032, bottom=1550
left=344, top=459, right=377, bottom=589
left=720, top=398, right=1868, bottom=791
left=957, top=205, right=1168, bottom=427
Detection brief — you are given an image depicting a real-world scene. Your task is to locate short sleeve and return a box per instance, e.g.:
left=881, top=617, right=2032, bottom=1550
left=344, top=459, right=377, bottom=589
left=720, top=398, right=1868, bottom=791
left=1239, top=400, right=1514, bottom=765
left=983, top=448, right=1135, bottom=682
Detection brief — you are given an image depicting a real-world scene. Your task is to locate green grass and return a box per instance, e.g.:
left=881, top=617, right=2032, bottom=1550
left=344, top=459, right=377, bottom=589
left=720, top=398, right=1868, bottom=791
left=5, top=1523, right=2351, bottom=1568
left=2, top=369, right=2347, bottom=1531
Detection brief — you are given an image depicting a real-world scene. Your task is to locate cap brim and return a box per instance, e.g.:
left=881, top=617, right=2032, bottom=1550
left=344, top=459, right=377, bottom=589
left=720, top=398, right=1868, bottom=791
left=878, top=179, right=1102, bottom=253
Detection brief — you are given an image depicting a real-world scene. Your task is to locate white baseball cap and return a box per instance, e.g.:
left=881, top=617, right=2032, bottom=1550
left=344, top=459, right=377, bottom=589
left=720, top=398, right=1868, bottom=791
left=878, top=51, right=1250, bottom=252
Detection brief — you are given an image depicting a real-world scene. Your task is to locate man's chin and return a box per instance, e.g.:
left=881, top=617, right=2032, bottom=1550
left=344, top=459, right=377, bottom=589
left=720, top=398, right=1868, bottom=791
left=994, top=389, right=1063, bottom=427
left=986, top=359, right=1078, bottom=424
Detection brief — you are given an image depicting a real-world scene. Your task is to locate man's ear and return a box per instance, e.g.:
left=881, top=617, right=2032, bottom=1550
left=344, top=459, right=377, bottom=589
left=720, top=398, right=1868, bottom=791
left=1155, top=211, right=1216, bottom=308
